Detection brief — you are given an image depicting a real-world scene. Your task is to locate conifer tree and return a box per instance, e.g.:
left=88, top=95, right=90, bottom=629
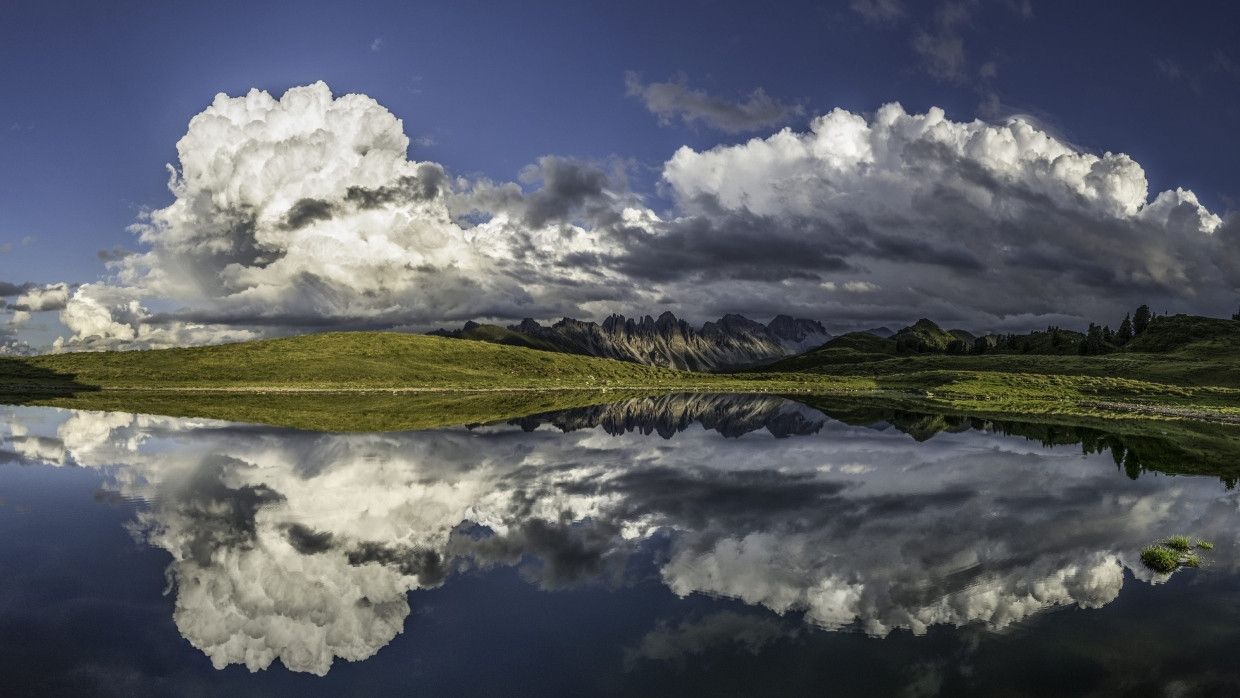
left=1133, top=304, right=1152, bottom=335
left=1080, top=322, right=1104, bottom=355
left=1116, top=313, right=1133, bottom=344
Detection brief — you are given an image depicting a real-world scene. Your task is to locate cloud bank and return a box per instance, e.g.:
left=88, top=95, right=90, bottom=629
left=45, top=82, right=1238, bottom=351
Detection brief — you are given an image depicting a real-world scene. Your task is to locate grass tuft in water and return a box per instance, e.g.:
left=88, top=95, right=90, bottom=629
left=1197, top=540, right=1215, bottom=550
left=1165, top=535, right=1193, bottom=552
left=1140, top=545, right=1181, bottom=573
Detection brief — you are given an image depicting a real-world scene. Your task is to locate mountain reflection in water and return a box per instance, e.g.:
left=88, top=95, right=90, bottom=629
left=1, top=394, right=1238, bottom=687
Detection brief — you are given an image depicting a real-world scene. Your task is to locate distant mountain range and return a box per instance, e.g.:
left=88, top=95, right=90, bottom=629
left=431, top=312, right=831, bottom=371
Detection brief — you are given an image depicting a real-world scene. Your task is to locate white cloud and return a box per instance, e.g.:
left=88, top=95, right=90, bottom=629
left=648, top=102, right=1228, bottom=323
left=14, top=282, right=71, bottom=312
left=30, top=83, right=1238, bottom=351
left=56, top=82, right=632, bottom=351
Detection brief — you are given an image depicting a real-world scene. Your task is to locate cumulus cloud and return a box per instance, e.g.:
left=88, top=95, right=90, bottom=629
left=0, top=304, right=36, bottom=355
left=624, top=72, right=801, bottom=134
left=36, top=82, right=1239, bottom=351
left=55, top=82, right=636, bottom=350
left=638, top=103, right=1230, bottom=327
left=14, top=282, right=71, bottom=312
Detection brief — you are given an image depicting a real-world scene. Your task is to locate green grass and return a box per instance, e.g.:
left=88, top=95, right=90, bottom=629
left=1141, top=533, right=1215, bottom=574
left=456, top=324, right=563, bottom=352
left=1140, top=545, right=1181, bottom=574
left=8, top=389, right=663, bottom=432
left=1165, top=535, right=1193, bottom=552
left=0, top=332, right=685, bottom=390
left=4, top=317, right=1240, bottom=433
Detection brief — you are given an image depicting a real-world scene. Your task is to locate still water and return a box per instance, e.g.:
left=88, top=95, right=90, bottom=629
left=3, top=394, right=1240, bottom=696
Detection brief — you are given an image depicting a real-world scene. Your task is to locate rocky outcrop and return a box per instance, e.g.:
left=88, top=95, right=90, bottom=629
left=504, top=312, right=830, bottom=371
left=509, top=392, right=829, bottom=439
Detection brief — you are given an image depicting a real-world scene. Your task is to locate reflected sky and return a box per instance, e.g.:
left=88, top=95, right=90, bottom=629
left=3, top=396, right=1240, bottom=695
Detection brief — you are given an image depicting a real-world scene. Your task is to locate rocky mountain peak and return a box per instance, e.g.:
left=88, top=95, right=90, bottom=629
left=481, top=311, right=834, bottom=370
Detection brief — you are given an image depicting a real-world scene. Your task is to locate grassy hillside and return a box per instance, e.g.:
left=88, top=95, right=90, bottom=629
left=0, top=331, right=698, bottom=390
left=4, top=318, right=1240, bottom=430
left=892, top=318, right=964, bottom=352
left=455, top=323, right=562, bottom=352
left=1124, top=314, right=1240, bottom=356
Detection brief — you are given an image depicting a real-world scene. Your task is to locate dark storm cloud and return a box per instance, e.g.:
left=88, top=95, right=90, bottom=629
left=97, top=246, right=134, bottom=262
left=346, top=541, right=446, bottom=585
left=519, top=157, right=613, bottom=229
left=466, top=156, right=623, bottom=231
left=284, top=523, right=335, bottom=554
left=344, top=164, right=448, bottom=208
left=281, top=198, right=336, bottom=230
left=168, top=454, right=286, bottom=566
left=607, top=209, right=853, bottom=283
left=0, top=281, right=33, bottom=297
left=447, top=517, right=627, bottom=589
left=863, top=232, right=987, bottom=272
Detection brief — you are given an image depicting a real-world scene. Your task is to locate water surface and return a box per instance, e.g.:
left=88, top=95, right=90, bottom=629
left=3, top=394, right=1239, bottom=696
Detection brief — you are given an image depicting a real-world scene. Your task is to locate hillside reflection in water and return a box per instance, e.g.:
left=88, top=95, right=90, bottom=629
left=2, top=393, right=1240, bottom=695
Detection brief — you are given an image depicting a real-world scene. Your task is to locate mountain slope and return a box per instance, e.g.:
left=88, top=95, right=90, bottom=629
left=0, top=332, right=698, bottom=390
left=504, top=312, right=831, bottom=371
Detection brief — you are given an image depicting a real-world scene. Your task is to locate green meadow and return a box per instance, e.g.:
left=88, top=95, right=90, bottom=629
left=3, top=314, right=1240, bottom=434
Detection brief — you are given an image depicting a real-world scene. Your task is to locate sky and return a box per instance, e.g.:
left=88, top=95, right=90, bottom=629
left=3, top=0, right=1240, bottom=353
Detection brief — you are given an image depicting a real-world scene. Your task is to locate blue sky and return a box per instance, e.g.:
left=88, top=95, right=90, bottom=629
left=3, top=0, right=1240, bottom=352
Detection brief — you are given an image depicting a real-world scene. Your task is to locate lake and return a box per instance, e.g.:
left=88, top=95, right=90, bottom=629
left=3, top=393, right=1240, bottom=696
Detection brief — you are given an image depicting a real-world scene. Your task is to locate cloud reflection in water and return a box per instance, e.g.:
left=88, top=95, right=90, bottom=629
left=2, top=395, right=1236, bottom=676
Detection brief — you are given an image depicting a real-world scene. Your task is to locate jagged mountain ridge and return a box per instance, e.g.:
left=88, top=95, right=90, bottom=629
left=509, top=392, right=830, bottom=439
left=435, top=311, right=830, bottom=371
